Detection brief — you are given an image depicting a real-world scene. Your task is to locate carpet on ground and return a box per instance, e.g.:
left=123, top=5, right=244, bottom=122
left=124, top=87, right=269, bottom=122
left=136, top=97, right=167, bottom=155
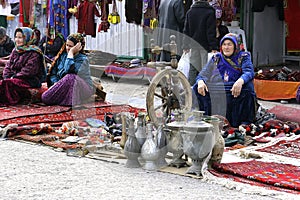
left=268, top=105, right=300, bottom=124
left=255, top=137, right=300, bottom=159
left=210, top=160, right=300, bottom=195
left=0, top=102, right=144, bottom=126
left=2, top=101, right=144, bottom=149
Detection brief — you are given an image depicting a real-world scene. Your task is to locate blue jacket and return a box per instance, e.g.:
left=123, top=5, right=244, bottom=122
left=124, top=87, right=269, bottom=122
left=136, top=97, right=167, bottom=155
left=49, top=52, right=93, bottom=88
left=195, top=51, right=256, bottom=95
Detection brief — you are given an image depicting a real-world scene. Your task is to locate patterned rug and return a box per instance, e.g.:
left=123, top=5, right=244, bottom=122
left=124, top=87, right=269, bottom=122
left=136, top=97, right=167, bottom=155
left=0, top=102, right=143, bottom=126
left=210, top=160, right=300, bottom=195
left=256, top=137, right=300, bottom=159
left=0, top=104, right=71, bottom=121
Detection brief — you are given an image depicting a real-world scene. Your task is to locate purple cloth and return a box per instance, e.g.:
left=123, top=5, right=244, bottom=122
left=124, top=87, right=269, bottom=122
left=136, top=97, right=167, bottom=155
left=3, top=50, right=45, bottom=87
left=296, top=86, right=300, bottom=103
left=41, top=74, right=93, bottom=106
left=0, top=78, right=32, bottom=106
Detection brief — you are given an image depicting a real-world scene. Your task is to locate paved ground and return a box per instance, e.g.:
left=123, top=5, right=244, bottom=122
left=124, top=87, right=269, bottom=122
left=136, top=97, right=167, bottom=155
left=0, top=139, right=293, bottom=200
left=1, top=76, right=299, bottom=199
left=101, top=75, right=300, bottom=111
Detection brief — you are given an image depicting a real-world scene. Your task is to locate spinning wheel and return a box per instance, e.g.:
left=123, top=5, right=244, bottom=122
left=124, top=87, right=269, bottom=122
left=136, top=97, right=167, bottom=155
left=146, top=35, right=192, bottom=127
left=146, top=67, right=192, bottom=127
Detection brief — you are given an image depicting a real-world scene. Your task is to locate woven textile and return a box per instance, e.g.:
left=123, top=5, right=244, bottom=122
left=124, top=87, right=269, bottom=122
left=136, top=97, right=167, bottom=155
left=211, top=160, right=300, bottom=193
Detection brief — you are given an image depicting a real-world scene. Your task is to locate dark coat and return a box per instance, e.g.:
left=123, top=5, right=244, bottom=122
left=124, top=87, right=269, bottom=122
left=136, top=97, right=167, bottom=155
left=39, top=35, right=65, bottom=59
left=157, top=0, right=185, bottom=61
left=217, top=25, right=229, bottom=48
left=183, top=1, right=218, bottom=52
left=0, top=36, right=15, bottom=57
left=3, top=50, right=45, bottom=88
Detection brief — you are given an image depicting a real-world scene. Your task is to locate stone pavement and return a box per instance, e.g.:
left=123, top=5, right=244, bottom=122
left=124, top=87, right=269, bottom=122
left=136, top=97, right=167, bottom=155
left=0, top=139, right=285, bottom=200
left=101, top=76, right=300, bottom=111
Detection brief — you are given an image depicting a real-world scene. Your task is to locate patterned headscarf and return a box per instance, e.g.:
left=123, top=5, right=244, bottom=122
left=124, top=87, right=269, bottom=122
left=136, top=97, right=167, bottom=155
left=219, top=33, right=245, bottom=70
left=220, top=33, right=245, bottom=54
left=14, top=27, right=43, bottom=54
left=67, top=33, right=85, bottom=53
left=48, top=33, right=85, bottom=75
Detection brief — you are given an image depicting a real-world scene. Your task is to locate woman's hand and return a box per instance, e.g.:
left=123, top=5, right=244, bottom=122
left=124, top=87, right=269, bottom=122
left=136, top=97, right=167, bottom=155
left=197, top=80, right=208, bottom=96
left=231, top=78, right=244, bottom=97
left=70, top=42, right=82, bottom=55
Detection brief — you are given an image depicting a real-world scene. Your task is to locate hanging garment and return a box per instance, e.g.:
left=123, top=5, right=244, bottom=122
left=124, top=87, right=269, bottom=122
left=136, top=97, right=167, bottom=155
left=221, top=0, right=235, bottom=22
left=98, top=0, right=110, bottom=32
left=75, top=0, right=100, bottom=37
left=125, top=0, right=143, bottom=25
left=49, top=0, right=69, bottom=39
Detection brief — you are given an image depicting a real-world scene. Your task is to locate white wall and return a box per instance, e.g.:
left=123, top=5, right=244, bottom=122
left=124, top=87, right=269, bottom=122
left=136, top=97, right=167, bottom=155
left=7, top=1, right=144, bottom=58
left=69, top=1, right=144, bottom=58
left=252, top=6, right=284, bottom=66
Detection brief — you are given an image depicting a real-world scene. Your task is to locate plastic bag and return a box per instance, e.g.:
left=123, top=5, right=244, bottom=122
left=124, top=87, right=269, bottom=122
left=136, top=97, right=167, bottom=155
left=177, top=51, right=191, bottom=78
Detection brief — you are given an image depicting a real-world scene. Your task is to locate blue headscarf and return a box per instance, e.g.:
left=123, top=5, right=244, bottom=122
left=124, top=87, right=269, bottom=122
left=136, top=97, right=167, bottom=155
left=214, top=33, right=245, bottom=82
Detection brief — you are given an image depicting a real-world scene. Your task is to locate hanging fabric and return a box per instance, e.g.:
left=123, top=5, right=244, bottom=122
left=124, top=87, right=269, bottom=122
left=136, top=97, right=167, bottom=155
left=143, top=0, right=159, bottom=29
left=75, top=0, right=100, bottom=37
left=49, top=0, right=69, bottom=39
left=125, top=0, right=142, bottom=25
left=108, top=0, right=120, bottom=24
left=98, top=0, right=110, bottom=32
left=221, top=0, right=236, bottom=22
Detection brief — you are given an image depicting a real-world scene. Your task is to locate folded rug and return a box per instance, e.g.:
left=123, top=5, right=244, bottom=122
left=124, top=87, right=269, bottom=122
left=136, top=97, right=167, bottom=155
left=268, top=105, right=300, bottom=124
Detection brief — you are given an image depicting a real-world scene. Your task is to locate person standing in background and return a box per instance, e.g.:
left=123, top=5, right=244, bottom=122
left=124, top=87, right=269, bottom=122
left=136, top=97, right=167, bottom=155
left=209, top=0, right=229, bottom=48
left=183, top=0, right=218, bottom=86
left=157, top=0, right=186, bottom=62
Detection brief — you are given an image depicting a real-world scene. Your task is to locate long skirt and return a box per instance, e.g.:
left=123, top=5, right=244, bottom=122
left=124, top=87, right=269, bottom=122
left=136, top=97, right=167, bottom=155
left=192, top=83, right=256, bottom=128
left=41, top=74, right=94, bottom=106
left=0, top=78, right=32, bottom=106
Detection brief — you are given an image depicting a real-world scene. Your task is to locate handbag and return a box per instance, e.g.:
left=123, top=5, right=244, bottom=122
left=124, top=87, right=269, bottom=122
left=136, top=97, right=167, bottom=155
left=108, top=0, right=120, bottom=24
left=177, top=51, right=191, bottom=78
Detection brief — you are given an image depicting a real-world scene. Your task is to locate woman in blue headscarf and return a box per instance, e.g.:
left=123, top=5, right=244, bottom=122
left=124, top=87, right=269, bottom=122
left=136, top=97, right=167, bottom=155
left=193, top=33, right=257, bottom=127
left=0, top=27, right=46, bottom=106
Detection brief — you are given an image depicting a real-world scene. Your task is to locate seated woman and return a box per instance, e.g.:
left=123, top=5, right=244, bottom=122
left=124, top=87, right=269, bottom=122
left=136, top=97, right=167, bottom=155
left=0, top=27, right=46, bottom=106
left=41, top=33, right=94, bottom=106
left=0, top=26, right=15, bottom=79
left=193, top=33, right=257, bottom=127
left=39, top=27, right=65, bottom=62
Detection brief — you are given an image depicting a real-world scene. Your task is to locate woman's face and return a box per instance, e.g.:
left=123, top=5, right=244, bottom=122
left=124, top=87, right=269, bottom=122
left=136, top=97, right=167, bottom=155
left=65, top=39, right=75, bottom=53
left=14, top=31, right=24, bottom=47
left=221, top=39, right=235, bottom=57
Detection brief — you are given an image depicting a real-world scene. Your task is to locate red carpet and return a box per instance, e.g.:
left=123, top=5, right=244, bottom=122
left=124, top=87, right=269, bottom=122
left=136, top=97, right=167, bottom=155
left=210, top=160, right=300, bottom=194
left=0, top=102, right=144, bottom=126
left=256, top=137, right=300, bottom=159
left=0, top=104, right=70, bottom=121
left=268, top=105, right=300, bottom=124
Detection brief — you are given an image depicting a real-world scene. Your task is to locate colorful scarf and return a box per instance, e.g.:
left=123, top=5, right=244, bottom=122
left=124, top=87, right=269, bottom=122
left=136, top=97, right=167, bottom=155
left=14, top=27, right=43, bottom=55
left=49, top=33, right=86, bottom=76
left=213, top=33, right=244, bottom=82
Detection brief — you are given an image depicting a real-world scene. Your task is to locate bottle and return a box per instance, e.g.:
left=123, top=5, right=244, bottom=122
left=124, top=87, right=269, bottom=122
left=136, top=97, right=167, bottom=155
left=124, top=116, right=141, bottom=168
left=156, top=116, right=168, bottom=168
left=135, top=113, right=146, bottom=146
left=141, top=123, right=159, bottom=171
